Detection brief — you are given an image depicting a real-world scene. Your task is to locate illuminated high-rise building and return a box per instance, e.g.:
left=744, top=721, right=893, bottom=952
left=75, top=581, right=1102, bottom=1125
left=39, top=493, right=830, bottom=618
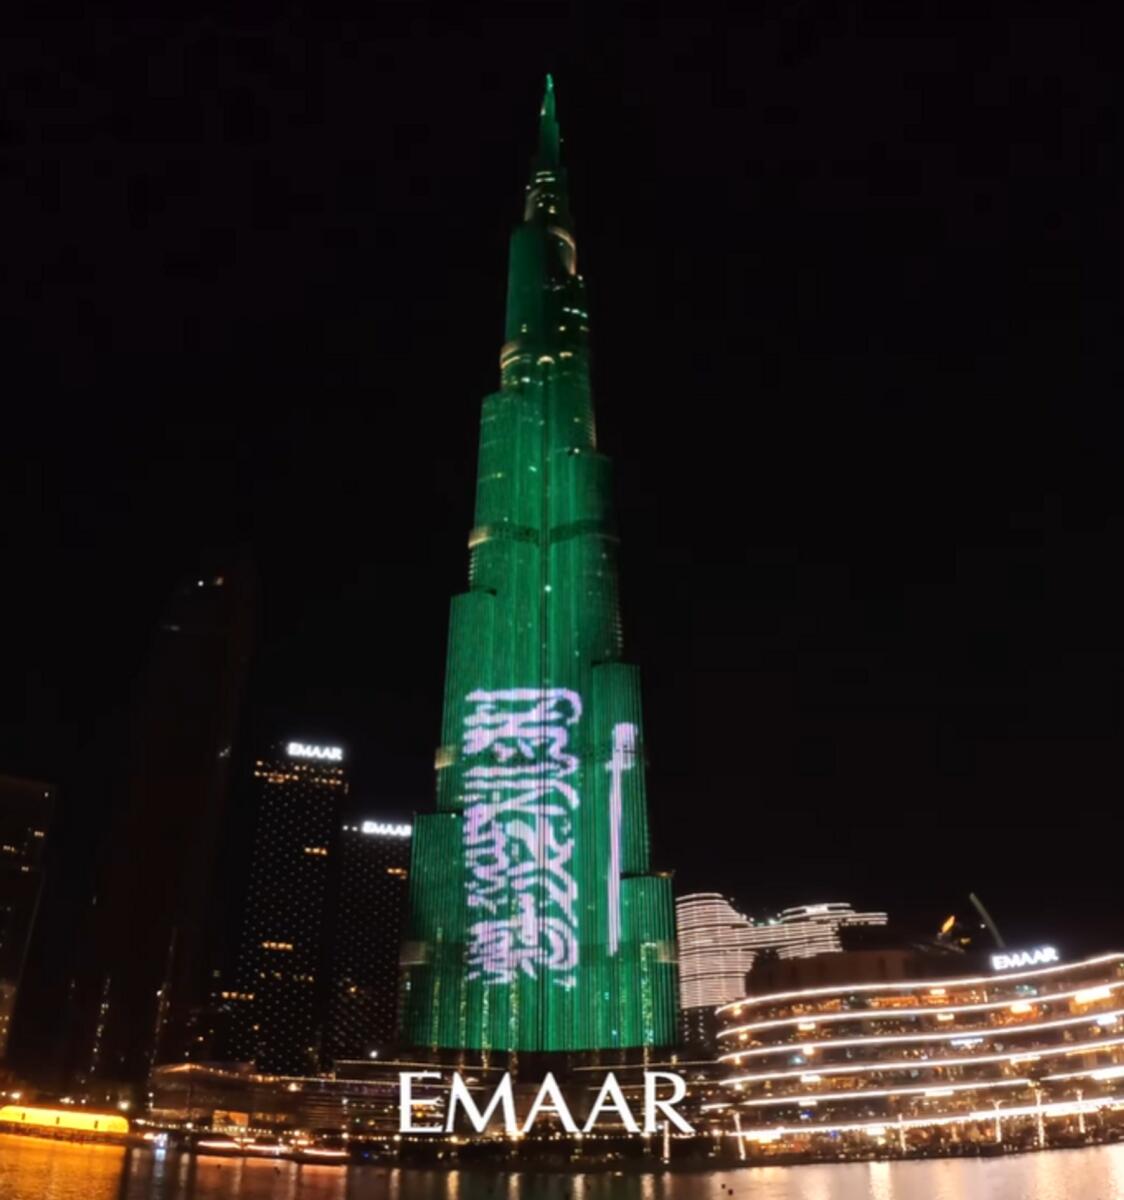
left=229, top=741, right=348, bottom=1076
left=675, top=894, right=758, bottom=1052
left=743, top=902, right=889, bottom=960
left=323, top=817, right=412, bottom=1066
left=401, top=78, right=678, bottom=1054
left=0, top=775, right=52, bottom=1061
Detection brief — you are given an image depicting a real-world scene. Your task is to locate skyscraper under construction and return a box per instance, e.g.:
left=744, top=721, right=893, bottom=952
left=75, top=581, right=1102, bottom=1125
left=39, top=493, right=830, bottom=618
left=401, top=78, right=677, bottom=1054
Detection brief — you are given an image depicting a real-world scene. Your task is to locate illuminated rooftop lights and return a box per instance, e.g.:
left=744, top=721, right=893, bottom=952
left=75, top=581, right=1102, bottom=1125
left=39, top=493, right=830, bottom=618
left=719, top=981, right=1123, bottom=1038
left=733, top=1075, right=1028, bottom=1109
left=716, top=950, right=1123, bottom=1013
left=727, top=1094, right=1113, bottom=1140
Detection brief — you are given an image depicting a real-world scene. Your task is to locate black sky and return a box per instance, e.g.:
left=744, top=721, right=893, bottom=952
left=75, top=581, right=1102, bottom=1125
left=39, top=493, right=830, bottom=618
left=4, top=5, right=1121, bottom=1007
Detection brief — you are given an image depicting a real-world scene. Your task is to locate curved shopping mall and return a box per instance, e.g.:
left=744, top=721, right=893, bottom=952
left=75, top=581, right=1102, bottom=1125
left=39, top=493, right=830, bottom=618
left=709, top=947, right=1124, bottom=1155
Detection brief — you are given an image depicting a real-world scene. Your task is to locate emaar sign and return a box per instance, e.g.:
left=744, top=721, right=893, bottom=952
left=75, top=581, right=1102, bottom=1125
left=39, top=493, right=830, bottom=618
left=991, top=945, right=1059, bottom=971
left=399, top=1071, right=694, bottom=1135
left=361, top=820, right=412, bottom=839
left=286, top=741, right=344, bottom=762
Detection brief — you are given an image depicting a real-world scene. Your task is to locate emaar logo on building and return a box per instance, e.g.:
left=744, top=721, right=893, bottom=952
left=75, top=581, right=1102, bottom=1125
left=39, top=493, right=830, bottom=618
left=991, top=945, right=1059, bottom=971
left=286, top=741, right=344, bottom=762
left=361, top=820, right=412, bottom=839
left=399, top=1071, right=694, bottom=1136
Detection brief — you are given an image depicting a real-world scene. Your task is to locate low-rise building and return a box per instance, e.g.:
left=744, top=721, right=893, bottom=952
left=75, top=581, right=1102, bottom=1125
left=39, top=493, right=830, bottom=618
left=711, top=946, right=1124, bottom=1157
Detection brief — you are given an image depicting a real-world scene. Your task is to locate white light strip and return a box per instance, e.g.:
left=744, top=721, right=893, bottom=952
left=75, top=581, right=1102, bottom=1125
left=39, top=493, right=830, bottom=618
left=724, top=1097, right=1121, bottom=1139
left=606, top=722, right=636, bottom=957
left=719, top=1033, right=1124, bottom=1084
left=733, top=1075, right=1030, bottom=1108
left=715, top=951, right=1124, bottom=1014
left=1042, top=1064, right=1124, bottom=1083
left=718, top=981, right=1124, bottom=1038
left=719, top=1007, right=1124, bottom=1059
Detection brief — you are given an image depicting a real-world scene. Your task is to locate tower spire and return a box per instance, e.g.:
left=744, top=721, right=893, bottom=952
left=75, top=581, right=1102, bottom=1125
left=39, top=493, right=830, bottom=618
left=536, top=73, right=561, bottom=169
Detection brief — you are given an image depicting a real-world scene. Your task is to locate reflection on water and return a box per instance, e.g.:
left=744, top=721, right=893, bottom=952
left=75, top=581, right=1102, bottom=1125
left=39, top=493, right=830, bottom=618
left=6, top=1135, right=1124, bottom=1199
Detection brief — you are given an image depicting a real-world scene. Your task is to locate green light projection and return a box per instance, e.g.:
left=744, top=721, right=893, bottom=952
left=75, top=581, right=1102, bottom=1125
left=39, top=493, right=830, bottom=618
left=401, top=77, right=678, bottom=1052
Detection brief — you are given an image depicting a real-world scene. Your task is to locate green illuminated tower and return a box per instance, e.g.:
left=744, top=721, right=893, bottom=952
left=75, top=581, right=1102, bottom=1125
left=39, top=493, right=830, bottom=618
left=401, top=78, right=677, bottom=1053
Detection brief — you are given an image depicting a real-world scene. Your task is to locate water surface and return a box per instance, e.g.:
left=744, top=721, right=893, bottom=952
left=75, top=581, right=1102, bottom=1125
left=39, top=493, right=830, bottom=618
left=4, top=1134, right=1124, bottom=1199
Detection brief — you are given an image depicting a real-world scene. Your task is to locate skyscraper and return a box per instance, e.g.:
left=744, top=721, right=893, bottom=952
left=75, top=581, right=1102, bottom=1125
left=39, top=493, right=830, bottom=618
left=87, top=563, right=254, bottom=1083
left=675, top=894, right=758, bottom=1052
left=0, top=776, right=52, bottom=1061
left=229, top=740, right=348, bottom=1075
left=323, top=817, right=412, bottom=1066
left=401, top=78, right=678, bottom=1054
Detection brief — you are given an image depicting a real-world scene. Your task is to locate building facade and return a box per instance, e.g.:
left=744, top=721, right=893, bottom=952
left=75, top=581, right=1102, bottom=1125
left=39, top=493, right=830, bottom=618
left=87, top=563, right=255, bottom=1083
left=324, top=817, right=412, bottom=1066
left=401, top=77, right=677, bottom=1054
left=743, top=903, right=889, bottom=961
left=712, top=947, right=1124, bottom=1156
left=676, top=894, right=758, bottom=1052
left=675, top=896, right=888, bottom=1053
left=229, top=741, right=348, bottom=1075
left=0, top=775, right=52, bottom=1060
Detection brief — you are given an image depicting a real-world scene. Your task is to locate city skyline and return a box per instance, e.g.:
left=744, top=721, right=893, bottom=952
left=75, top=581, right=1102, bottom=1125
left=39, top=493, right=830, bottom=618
left=4, top=21, right=1120, bottom=1080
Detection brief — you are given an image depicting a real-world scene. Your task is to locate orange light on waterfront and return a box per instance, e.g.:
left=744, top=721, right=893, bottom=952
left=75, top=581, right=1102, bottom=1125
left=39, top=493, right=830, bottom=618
left=0, top=1104, right=130, bottom=1135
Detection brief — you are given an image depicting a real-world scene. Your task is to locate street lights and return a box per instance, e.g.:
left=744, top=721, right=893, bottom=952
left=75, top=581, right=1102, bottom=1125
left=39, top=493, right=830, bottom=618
left=991, top=1099, right=1003, bottom=1145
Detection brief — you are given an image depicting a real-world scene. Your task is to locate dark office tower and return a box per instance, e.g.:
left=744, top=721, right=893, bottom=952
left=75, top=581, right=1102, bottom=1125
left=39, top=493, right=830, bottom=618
left=323, top=817, right=412, bottom=1066
left=230, top=741, right=348, bottom=1076
left=401, top=78, right=678, bottom=1054
left=0, top=776, right=53, bottom=1061
left=89, top=563, right=255, bottom=1084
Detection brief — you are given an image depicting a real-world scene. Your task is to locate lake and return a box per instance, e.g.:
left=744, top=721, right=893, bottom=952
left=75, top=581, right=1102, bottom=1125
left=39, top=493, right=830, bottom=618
left=4, top=1134, right=1124, bottom=1199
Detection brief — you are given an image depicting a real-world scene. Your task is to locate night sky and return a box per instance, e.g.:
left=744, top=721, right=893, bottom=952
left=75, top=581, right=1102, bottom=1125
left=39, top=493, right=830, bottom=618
left=4, top=7, right=1120, bottom=1034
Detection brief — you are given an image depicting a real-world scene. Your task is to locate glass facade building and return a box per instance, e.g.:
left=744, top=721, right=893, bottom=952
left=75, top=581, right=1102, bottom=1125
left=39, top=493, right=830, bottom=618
left=324, top=818, right=412, bottom=1065
left=230, top=742, right=348, bottom=1075
left=401, top=78, right=677, bottom=1053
